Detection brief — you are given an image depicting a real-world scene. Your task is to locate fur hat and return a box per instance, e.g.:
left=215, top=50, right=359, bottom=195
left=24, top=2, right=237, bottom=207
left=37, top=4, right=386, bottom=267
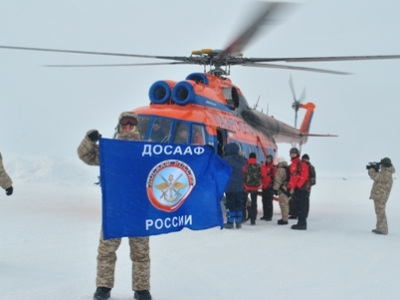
left=380, top=157, right=392, bottom=167
left=118, top=111, right=137, bottom=122
left=278, top=156, right=286, bottom=163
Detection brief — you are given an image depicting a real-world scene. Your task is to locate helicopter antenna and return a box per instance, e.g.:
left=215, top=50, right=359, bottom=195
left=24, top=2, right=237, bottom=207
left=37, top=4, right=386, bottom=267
left=289, top=75, right=306, bottom=128
left=253, top=95, right=261, bottom=110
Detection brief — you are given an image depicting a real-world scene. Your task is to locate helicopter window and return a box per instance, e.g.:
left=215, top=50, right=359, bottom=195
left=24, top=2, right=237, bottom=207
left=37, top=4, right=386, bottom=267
left=191, top=125, right=205, bottom=145
left=173, top=122, right=189, bottom=144
left=137, top=115, right=151, bottom=140
left=222, top=87, right=239, bottom=110
left=149, top=118, right=172, bottom=143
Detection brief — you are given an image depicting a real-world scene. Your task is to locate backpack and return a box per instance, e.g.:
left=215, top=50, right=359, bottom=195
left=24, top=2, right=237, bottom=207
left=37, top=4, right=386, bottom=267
left=309, top=163, right=316, bottom=186
left=277, top=165, right=291, bottom=197
left=300, top=161, right=316, bottom=186
left=244, top=163, right=261, bottom=187
left=282, top=165, right=290, bottom=186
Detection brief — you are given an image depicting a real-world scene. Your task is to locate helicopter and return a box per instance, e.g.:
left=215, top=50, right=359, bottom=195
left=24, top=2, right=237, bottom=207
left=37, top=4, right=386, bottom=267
left=1, top=2, right=400, bottom=163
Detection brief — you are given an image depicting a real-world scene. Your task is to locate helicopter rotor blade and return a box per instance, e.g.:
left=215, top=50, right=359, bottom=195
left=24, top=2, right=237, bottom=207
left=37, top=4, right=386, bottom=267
left=0, top=45, right=189, bottom=62
left=217, top=2, right=299, bottom=59
left=241, top=62, right=350, bottom=75
left=43, top=62, right=189, bottom=67
left=247, top=54, right=400, bottom=63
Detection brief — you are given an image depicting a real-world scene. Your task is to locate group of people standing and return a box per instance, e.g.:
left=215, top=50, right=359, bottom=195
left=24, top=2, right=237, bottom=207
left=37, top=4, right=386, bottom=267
left=223, top=143, right=315, bottom=231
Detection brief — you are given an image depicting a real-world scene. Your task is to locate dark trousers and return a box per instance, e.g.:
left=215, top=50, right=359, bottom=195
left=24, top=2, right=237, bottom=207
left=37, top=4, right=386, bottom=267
left=250, top=191, right=258, bottom=222
left=293, top=189, right=310, bottom=226
left=261, top=188, right=274, bottom=219
left=242, top=192, right=249, bottom=220
left=289, top=197, right=298, bottom=217
left=225, top=192, right=244, bottom=223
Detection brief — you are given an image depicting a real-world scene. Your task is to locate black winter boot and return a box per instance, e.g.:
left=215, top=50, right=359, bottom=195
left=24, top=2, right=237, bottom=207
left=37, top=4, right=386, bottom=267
left=93, top=287, right=111, bottom=300
left=134, top=290, right=152, bottom=300
left=291, top=224, right=307, bottom=230
left=224, top=222, right=234, bottom=229
left=277, top=219, right=288, bottom=225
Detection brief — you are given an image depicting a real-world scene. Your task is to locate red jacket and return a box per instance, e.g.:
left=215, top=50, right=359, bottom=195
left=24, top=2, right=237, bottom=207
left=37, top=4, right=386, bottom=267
left=261, top=162, right=276, bottom=189
left=287, top=156, right=309, bottom=190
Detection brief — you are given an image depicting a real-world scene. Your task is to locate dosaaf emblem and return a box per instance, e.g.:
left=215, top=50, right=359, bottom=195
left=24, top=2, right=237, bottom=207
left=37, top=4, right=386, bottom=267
left=146, top=160, right=196, bottom=212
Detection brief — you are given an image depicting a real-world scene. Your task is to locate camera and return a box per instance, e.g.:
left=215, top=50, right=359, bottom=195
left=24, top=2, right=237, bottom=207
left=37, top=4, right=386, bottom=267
left=366, top=162, right=381, bottom=172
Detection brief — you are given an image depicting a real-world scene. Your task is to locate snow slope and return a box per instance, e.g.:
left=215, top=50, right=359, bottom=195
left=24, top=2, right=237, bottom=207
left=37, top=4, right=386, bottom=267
left=0, top=155, right=398, bottom=300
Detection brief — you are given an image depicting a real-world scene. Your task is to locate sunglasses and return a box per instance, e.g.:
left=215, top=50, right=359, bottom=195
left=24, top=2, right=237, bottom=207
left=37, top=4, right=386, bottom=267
left=119, top=117, right=137, bottom=126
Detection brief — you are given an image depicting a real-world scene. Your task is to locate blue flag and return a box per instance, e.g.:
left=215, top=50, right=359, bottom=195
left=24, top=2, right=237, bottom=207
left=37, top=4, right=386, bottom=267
left=99, top=139, right=232, bottom=239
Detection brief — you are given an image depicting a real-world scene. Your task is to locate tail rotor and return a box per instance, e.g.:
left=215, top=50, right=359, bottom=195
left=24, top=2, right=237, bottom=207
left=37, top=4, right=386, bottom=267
left=289, top=75, right=306, bottom=129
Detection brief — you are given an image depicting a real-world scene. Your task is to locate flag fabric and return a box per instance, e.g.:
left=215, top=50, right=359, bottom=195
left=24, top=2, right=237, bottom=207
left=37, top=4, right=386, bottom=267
left=99, top=138, right=232, bottom=239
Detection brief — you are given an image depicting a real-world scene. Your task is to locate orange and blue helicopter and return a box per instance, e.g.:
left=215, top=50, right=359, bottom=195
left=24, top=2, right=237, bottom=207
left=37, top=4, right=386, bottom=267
left=1, top=2, right=400, bottom=163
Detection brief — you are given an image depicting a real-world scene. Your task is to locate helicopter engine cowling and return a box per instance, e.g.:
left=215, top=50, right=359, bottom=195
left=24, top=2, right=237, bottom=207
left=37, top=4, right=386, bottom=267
left=149, top=80, right=176, bottom=104
left=171, top=81, right=196, bottom=105
left=185, top=72, right=209, bottom=85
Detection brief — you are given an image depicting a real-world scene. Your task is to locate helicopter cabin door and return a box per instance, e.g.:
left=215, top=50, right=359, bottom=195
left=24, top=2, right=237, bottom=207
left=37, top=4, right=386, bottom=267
left=216, top=128, right=227, bottom=157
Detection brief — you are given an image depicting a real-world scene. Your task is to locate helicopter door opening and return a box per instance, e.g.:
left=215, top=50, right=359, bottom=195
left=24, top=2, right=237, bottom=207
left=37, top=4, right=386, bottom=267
left=216, top=128, right=227, bottom=157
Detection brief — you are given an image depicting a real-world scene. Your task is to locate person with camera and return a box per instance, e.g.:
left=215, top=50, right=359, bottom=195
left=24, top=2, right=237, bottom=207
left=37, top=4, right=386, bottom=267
left=367, top=157, right=395, bottom=235
left=0, top=152, right=13, bottom=196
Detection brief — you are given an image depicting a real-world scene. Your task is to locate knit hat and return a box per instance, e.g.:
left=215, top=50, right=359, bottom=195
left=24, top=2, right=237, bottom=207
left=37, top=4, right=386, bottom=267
left=249, top=152, right=256, bottom=159
left=380, top=157, right=392, bottom=167
left=302, top=154, right=310, bottom=160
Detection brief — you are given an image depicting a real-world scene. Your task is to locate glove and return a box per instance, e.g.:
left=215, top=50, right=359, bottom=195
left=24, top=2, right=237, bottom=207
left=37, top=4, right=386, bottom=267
left=5, top=186, right=13, bottom=196
left=87, top=130, right=102, bottom=142
left=273, top=189, right=278, bottom=196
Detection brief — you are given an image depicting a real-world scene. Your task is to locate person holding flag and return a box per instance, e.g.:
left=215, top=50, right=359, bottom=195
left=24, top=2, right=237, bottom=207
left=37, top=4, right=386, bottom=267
left=77, top=111, right=152, bottom=300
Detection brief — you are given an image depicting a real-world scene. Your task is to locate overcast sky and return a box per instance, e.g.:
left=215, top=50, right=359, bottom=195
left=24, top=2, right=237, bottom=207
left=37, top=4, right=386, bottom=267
left=1, top=0, right=399, bottom=175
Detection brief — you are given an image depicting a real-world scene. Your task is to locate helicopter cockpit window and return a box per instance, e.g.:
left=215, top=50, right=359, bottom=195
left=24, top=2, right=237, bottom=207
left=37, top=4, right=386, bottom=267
left=173, top=122, right=189, bottom=144
left=149, top=118, right=172, bottom=143
left=191, top=125, right=205, bottom=145
left=137, top=115, right=151, bottom=140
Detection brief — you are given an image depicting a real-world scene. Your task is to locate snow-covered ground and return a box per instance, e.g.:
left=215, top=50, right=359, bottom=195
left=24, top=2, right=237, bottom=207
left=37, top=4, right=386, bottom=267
left=0, top=155, right=399, bottom=300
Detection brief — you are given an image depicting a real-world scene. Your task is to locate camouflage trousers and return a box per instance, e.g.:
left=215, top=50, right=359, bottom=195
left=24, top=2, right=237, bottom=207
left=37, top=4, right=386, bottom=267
left=96, top=231, right=150, bottom=291
left=373, top=199, right=388, bottom=235
left=278, top=191, right=290, bottom=221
